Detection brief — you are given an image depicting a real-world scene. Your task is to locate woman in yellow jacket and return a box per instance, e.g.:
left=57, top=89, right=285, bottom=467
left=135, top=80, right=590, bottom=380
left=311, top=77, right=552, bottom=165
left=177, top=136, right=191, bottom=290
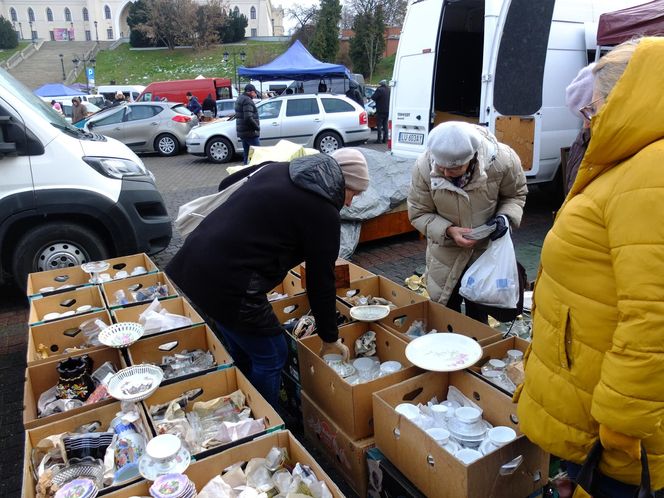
left=516, top=38, right=664, bottom=495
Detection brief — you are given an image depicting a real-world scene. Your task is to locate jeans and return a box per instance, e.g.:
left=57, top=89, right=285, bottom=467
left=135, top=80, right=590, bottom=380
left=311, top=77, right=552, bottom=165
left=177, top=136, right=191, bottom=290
left=446, top=277, right=489, bottom=324
left=376, top=113, right=388, bottom=143
left=566, top=462, right=640, bottom=498
left=216, top=322, right=286, bottom=408
left=241, top=136, right=260, bottom=165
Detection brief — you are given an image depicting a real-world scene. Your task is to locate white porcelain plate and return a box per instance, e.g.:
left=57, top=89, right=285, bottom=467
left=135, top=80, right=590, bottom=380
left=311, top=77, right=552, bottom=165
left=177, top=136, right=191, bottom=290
left=405, top=333, right=482, bottom=372
left=98, top=322, right=144, bottom=348
left=350, top=305, right=391, bottom=322
left=107, top=365, right=164, bottom=402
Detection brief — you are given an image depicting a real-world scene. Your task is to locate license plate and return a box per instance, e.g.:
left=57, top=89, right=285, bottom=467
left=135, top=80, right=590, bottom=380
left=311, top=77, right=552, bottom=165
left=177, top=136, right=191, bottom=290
left=398, top=132, right=424, bottom=145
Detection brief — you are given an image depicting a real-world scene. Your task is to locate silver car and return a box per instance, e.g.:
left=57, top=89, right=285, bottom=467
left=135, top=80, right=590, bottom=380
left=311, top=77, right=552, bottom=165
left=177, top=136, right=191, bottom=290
left=84, top=102, right=199, bottom=156
left=186, top=94, right=371, bottom=163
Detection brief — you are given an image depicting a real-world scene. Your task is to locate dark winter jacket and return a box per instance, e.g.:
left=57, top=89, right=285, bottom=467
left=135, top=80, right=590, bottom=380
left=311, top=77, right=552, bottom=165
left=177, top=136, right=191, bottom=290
left=186, top=96, right=202, bottom=115
left=235, top=93, right=260, bottom=139
left=202, top=94, right=217, bottom=117
left=346, top=83, right=364, bottom=108
left=166, top=154, right=345, bottom=342
left=371, top=85, right=390, bottom=115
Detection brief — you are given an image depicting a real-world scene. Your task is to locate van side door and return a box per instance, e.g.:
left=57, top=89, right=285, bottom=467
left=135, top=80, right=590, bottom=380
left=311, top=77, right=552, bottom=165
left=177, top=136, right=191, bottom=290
left=0, top=97, right=39, bottom=226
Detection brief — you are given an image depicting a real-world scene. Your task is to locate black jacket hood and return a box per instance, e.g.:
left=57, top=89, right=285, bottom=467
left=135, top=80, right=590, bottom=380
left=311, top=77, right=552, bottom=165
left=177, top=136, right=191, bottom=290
left=289, top=153, right=345, bottom=210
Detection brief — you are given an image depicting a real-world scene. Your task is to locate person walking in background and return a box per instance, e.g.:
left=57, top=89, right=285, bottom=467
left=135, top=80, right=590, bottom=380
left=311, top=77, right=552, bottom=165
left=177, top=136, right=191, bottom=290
left=371, top=80, right=390, bottom=144
left=407, top=121, right=527, bottom=323
left=50, top=100, right=63, bottom=114
left=186, top=91, right=202, bottom=117
left=563, top=63, right=595, bottom=195
left=202, top=93, right=217, bottom=119
left=166, top=149, right=370, bottom=407
left=71, top=97, right=88, bottom=124
left=516, top=38, right=664, bottom=496
left=345, top=80, right=364, bottom=108
left=235, top=84, right=260, bottom=165
left=113, top=91, right=126, bottom=106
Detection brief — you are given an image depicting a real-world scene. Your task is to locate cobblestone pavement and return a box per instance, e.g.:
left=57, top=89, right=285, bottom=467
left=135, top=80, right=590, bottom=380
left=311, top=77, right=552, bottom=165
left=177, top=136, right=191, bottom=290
left=0, top=135, right=557, bottom=496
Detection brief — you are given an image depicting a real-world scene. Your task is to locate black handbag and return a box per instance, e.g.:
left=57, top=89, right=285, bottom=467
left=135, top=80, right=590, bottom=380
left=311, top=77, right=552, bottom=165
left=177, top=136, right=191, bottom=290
left=574, top=441, right=653, bottom=498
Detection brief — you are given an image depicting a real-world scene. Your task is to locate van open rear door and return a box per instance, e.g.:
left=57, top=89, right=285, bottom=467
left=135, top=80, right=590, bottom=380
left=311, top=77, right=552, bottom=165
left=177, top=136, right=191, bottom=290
left=389, top=0, right=443, bottom=158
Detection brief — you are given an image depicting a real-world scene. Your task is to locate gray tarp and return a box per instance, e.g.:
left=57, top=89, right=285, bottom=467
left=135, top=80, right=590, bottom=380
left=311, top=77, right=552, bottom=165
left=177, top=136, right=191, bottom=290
left=338, top=149, right=414, bottom=258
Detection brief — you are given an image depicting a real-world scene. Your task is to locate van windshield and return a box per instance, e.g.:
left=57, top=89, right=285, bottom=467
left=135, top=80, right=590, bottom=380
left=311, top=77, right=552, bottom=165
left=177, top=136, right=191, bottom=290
left=0, top=70, right=78, bottom=132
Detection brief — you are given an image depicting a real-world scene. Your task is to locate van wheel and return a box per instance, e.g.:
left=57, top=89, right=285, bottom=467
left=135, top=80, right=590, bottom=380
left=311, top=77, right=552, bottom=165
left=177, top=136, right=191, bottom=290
left=315, top=131, right=343, bottom=155
left=206, top=137, right=233, bottom=163
left=155, top=133, right=180, bottom=156
left=12, top=223, right=110, bottom=292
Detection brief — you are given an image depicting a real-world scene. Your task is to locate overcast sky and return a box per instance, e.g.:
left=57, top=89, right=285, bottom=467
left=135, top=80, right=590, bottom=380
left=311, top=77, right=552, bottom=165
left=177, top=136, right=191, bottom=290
left=278, top=0, right=321, bottom=35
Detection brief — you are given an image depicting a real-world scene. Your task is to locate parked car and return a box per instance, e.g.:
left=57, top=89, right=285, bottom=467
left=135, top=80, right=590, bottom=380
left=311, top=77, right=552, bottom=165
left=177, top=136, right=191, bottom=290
left=83, top=102, right=199, bottom=156
left=186, top=94, right=370, bottom=163
left=215, top=99, right=236, bottom=118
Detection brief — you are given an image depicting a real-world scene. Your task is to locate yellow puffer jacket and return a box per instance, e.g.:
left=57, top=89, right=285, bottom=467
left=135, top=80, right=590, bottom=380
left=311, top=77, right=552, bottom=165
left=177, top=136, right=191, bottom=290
left=516, top=37, right=664, bottom=489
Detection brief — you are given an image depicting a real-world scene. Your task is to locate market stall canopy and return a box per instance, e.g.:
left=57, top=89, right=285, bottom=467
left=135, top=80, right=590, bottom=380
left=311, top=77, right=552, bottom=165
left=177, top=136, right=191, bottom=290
left=238, top=40, right=351, bottom=81
left=597, top=0, right=664, bottom=45
left=34, top=83, right=82, bottom=97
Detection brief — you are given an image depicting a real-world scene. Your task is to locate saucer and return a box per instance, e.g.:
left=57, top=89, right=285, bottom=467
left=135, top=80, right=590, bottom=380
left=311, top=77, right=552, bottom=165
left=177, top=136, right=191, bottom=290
left=350, top=305, right=391, bottom=322
left=150, top=473, right=193, bottom=498
left=138, top=446, right=191, bottom=481
left=54, top=478, right=98, bottom=498
left=405, top=333, right=482, bottom=372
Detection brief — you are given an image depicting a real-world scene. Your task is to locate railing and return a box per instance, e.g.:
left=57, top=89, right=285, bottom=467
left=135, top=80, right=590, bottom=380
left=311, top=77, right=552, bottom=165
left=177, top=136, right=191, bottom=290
left=1, top=40, right=45, bottom=70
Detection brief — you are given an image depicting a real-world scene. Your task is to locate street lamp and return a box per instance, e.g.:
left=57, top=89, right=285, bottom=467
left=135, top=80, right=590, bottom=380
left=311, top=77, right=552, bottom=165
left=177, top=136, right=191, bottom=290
left=18, top=22, right=23, bottom=40
left=223, top=49, right=246, bottom=93
left=59, top=53, right=65, bottom=80
left=93, top=21, right=98, bottom=43
left=72, top=54, right=96, bottom=92
left=28, top=20, right=35, bottom=44
left=70, top=22, right=74, bottom=41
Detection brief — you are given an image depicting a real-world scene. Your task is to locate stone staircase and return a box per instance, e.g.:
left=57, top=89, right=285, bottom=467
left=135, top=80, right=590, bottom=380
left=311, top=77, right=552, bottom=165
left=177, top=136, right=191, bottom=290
left=7, top=40, right=113, bottom=90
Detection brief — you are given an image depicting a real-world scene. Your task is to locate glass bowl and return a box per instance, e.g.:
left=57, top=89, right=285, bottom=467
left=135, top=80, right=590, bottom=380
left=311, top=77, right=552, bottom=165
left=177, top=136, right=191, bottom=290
left=51, top=457, right=104, bottom=488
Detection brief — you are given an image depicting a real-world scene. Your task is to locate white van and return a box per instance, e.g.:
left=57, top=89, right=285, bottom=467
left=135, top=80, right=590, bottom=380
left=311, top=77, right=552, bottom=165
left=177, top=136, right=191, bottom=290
left=0, top=69, right=171, bottom=289
left=98, top=85, right=146, bottom=103
left=388, top=0, right=643, bottom=186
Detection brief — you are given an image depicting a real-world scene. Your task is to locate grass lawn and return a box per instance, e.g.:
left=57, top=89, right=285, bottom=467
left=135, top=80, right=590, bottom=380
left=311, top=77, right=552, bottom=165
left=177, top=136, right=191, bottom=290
left=368, top=54, right=395, bottom=85
left=88, top=41, right=288, bottom=86
left=0, top=41, right=30, bottom=63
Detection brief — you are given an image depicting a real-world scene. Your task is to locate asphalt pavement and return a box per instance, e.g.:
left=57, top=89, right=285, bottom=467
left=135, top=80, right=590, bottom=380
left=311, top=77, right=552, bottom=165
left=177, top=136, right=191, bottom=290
left=0, top=135, right=557, bottom=496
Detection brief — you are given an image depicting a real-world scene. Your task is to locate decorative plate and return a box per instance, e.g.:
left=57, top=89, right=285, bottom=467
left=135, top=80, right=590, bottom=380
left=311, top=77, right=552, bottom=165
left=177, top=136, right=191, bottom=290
left=98, top=322, right=145, bottom=348
left=107, top=365, right=164, bottom=402
left=349, top=305, right=391, bottom=322
left=54, top=478, right=97, bottom=498
left=139, top=447, right=191, bottom=481
left=405, top=333, right=482, bottom=372
left=150, top=473, right=189, bottom=497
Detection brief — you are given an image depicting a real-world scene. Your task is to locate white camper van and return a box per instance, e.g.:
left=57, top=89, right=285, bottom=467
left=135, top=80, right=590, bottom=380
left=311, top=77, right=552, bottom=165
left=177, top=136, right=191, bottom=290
left=389, top=0, right=643, bottom=186
left=0, top=70, right=171, bottom=289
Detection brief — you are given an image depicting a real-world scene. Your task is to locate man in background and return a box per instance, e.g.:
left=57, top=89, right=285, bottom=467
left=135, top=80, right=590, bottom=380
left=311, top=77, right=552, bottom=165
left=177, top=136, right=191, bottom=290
left=371, top=80, right=390, bottom=144
left=235, top=84, right=260, bottom=165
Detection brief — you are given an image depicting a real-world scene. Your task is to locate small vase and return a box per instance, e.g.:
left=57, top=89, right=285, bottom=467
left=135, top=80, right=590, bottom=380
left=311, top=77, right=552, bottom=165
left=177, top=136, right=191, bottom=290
left=55, top=355, right=95, bottom=401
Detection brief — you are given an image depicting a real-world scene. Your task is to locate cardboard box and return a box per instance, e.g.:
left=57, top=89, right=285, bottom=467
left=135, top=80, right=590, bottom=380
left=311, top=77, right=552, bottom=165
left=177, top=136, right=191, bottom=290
left=103, top=430, right=344, bottom=498
left=28, top=286, right=106, bottom=325
left=469, top=336, right=531, bottom=396
left=268, top=271, right=305, bottom=301
left=299, top=258, right=374, bottom=289
left=339, top=275, right=427, bottom=308
left=372, top=370, right=549, bottom=498
left=379, top=300, right=504, bottom=346
left=22, top=401, right=152, bottom=498
left=298, top=321, right=419, bottom=440
left=27, top=309, right=112, bottom=365
left=302, top=391, right=375, bottom=497
left=125, top=324, right=233, bottom=384
left=23, top=347, right=126, bottom=429
left=367, top=447, right=427, bottom=498
left=111, top=296, right=205, bottom=335
left=101, top=271, right=178, bottom=309
left=271, top=292, right=352, bottom=381
left=142, top=367, right=285, bottom=459
left=25, top=253, right=159, bottom=299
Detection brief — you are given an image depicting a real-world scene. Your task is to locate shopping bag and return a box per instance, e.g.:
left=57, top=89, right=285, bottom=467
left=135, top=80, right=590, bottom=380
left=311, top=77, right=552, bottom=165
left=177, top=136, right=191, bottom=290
left=573, top=441, right=653, bottom=498
left=458, top=233, right=519, bottom=309
left=174, top=165, right=266, bottom=238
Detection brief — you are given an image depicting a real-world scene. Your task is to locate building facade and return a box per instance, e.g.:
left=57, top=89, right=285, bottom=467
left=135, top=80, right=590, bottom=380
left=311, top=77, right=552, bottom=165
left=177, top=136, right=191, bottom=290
left=3, top=0, right=284, bottom=42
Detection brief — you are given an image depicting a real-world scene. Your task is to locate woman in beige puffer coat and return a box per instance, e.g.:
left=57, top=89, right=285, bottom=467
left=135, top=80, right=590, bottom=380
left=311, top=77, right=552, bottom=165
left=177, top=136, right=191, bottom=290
left=407, top=121, right=527, bottom=321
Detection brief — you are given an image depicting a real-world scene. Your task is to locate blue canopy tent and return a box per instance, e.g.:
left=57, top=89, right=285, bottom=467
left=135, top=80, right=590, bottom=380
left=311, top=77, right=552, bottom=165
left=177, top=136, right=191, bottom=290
left=34, top=83, right=82, bottom=97
left=238, top=40, right=351, bottom=82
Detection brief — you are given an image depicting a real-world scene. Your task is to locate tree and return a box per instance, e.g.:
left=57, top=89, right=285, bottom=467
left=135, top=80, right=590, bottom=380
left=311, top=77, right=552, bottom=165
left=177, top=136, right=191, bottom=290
left=137, top=0, right=197, bottom=50
left=349, top=3, right=385, bottom=80
left=309, top=0, right=342, bottom=62
left=194, top=0, right=225, bottom=50
left=218, top=9, right=247, bottom=43
left=127, top=0, right=154, bottom=47
left=0, top=16, right=18, bottom=49
left=287, top=4, right=318, bottom=46
left=381, top=0, right=407, bottom=27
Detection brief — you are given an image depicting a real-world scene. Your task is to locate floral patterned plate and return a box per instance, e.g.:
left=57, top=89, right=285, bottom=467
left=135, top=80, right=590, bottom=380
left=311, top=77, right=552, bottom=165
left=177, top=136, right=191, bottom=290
left=405, top=333, right=482, bottom=371
left=98, top=322, right=144, bottom=348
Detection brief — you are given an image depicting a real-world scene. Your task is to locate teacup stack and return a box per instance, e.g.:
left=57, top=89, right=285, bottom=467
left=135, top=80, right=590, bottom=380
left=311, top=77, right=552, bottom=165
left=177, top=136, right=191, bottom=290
left=149, top=473, right=197, bottom=498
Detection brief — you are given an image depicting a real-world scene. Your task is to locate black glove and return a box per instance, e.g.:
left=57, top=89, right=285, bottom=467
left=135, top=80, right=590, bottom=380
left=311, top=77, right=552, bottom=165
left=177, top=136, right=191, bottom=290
left=488, top=214, right=509, bottom=241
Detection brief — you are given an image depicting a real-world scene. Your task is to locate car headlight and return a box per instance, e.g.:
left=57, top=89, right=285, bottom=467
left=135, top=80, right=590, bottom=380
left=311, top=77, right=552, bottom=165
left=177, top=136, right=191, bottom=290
left=83, top=156, right=149, bottom=179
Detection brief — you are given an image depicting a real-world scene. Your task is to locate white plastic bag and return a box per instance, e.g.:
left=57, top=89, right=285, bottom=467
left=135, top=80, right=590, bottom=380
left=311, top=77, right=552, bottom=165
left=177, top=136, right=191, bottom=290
left=459, top=234, right=519, bottom=308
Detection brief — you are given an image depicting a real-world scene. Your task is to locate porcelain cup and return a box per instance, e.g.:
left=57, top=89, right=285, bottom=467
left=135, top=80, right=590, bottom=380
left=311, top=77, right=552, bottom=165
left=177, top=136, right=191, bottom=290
left=430, top=404, right=449, bottom=427
left=455, top=448, right=483, bottom=465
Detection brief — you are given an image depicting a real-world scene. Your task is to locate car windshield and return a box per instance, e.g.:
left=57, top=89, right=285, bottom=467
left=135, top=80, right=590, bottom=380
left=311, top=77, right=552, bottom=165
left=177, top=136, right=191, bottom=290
left=0, top=70, right=78, bottom=134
